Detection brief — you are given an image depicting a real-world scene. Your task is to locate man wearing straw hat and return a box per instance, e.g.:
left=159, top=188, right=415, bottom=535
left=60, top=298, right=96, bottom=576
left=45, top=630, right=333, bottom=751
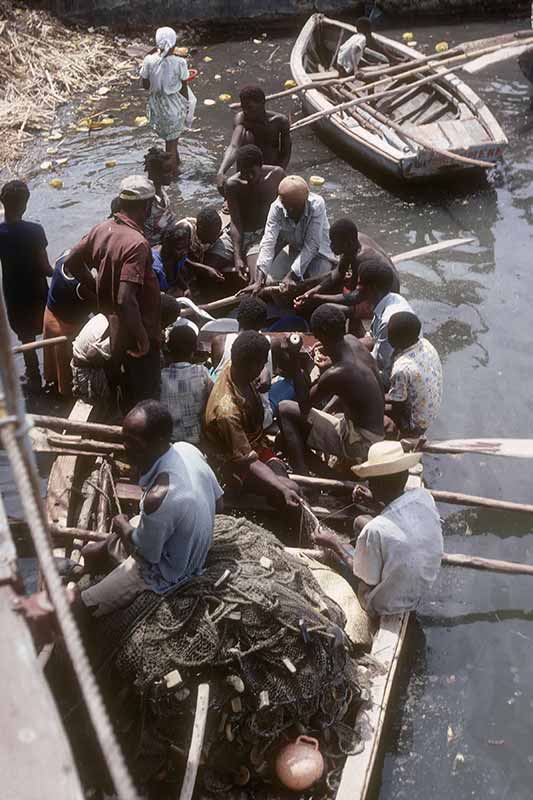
left=314, top=441, right=443, bottom=617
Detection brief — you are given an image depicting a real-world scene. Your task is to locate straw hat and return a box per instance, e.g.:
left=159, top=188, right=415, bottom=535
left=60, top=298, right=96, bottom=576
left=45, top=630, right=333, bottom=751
left=352, top=441, right=422, bottom=479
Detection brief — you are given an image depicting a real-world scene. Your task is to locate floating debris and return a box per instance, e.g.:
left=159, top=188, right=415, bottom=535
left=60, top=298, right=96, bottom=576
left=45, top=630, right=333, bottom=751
left=48, top=131, right=63, bottom=141
left=435, top=41, right=449, bottom=53
left=134, top=116, right=148, bottom=126
left=49, top=178, right=63, bottom=189
left=219, top=94, right=232, bottom=102
left=100, top=117, right=114, bottom=126
left=309, top=175, right=325, bottom=186
left=97, top=86, right=110, bottom=95
left=284, top=79, right=297, bottom=89
left=46, top=146, right=59, bottom=155
left=203, top=55, right=213, bottom=62
left=402, top=32, right=414, bottom=41
left=40, top=160, right=53, bottom=171
left=407, top=41, right=418, bottom=48
left=56, top=158, right=69, bottom=166
left=204, top=99, right=216, bottom=106
left=214, top=74, right=222, bottom=81
left=119, top=102, right=130, bottom=110
left=105, top=160, right=117, bottom=168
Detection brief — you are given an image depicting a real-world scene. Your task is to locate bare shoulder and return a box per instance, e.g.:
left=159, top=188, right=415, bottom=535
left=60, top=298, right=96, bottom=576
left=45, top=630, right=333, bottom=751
left=268, top=110, right=290, bottom=128
left=144, top=472, right=169, bottom=514
left=234, top=111, right=246, bottom=127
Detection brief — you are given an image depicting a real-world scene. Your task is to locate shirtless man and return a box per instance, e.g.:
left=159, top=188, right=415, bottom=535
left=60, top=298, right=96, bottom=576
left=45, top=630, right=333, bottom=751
left=226, top=145, right=285, bottom=282
left=278, top=304, right=384, bottom=475
left=216, top=85, right=291, bottom=194
left=294, top=218, right=399, bottom=314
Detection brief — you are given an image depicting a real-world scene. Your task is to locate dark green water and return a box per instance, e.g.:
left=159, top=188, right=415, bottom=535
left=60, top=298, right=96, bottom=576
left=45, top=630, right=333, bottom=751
left=6, top=13, right=533, bottom=799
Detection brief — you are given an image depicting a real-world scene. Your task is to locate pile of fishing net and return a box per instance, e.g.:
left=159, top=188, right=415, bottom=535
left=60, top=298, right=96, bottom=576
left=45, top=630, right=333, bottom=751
left=94, top=515, right=371, bottom=798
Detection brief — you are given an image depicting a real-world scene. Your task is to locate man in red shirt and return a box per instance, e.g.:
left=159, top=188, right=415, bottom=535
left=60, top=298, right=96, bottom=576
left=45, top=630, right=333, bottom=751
left=65, top=175, right=161, bottom=409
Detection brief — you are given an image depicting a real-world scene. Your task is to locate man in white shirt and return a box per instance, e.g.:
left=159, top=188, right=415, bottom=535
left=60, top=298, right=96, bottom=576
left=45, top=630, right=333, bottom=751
left=313, top=441, right=443, bottom=618
left=252, top=175, right=335, bottom=288
left=353, top=259, right=415, bottom=388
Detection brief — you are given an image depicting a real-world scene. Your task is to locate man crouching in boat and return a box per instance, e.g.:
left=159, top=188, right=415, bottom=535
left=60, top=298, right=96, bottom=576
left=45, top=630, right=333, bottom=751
left=314, top=441, right=443, bottom=617
left=79, top=400, right=223, bottom=617
left=204, top=329, right=302, bottom=510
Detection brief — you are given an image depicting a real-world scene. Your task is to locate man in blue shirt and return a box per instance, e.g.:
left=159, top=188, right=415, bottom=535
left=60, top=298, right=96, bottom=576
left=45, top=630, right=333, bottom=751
left=81, top=400, right=223, bottom=616
left=0, top=180, right=53, bottom=392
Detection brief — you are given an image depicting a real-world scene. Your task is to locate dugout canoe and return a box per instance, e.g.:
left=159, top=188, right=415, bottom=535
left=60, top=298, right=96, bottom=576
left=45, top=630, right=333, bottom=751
left=290, top=14, right=507, bottom=179
left=41, top=390, right=418, bottom=798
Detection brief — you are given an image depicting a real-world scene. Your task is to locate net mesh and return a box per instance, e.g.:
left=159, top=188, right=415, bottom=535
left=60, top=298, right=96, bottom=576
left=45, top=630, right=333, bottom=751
left=93, top=515, right=370, bottom=797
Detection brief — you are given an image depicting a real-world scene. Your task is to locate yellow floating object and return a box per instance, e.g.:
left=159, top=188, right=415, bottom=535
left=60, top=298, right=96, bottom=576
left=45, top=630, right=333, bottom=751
left=214, top=74, right=222, bottom=81
left=435, top=41, right=449, bottom=53
left=309, top=175, right=325, bottom=186
left=407, top=41, right=418, bottom=48
left=40, top=161, right=53, bottom=171
left=203, top=98, right=216, bottom=106
left=134, top=116, right=148, bottom=126
left=119, top=102, right=130, bottom=110
left=46, top=146, right=58, bottom=155
left=105, top=160, right=117, bottom=168
left=218, top=93, right=232, bottom=102
left=100, top=117, right=114, bottom=126
left=402, top=32, right=414, bottom=41
left=56, top=158, right=68, bottom=165
left=176, top=46, right=189, bottom=57
left=203, top=55, right=213, bottom=62
left=48, top=132, right=63, bottom=141
left=49, top=179, right=63, bottom=189
left=284, top=79, right=297, bottom=89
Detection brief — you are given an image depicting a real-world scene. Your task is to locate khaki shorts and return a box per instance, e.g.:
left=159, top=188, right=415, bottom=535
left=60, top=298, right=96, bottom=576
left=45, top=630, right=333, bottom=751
left=81, top=556, right=150, bottom=617
left=306, top=408, right=383, bottom=464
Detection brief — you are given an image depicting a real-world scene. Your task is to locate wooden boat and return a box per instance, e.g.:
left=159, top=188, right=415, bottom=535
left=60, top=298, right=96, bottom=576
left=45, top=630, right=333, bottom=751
left=290, top=14, right=508, bottom=179
left=42, top=395, right=417, bottom=800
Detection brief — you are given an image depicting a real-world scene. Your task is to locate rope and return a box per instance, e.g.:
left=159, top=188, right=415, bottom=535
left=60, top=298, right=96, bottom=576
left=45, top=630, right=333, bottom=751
left=1, top=423, right=140, bottom=800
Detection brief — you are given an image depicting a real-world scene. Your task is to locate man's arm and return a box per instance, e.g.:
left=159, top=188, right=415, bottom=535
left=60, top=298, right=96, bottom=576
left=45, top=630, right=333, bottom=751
left=226, top=182, right=246, bottom=273
left=64, top=237, right=97, bottom=295
left=216, top=121, right=246, bottom=192
left=36, top=248, right=53, bottom=278
left=386, top=369, right=410, bottom=429
left=278, top=116, right=292, bottom=170
left=117, top=281, right=150, bottom=357
left=289, top=201, right=326, bottom=281
left=247, top=460, right=300, bottom=507
left=254, top=201, right=282, bottom=286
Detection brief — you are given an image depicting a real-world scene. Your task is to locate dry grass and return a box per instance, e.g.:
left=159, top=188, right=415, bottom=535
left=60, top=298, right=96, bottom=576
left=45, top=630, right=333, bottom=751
left=0, top=1, right=133, bottom=171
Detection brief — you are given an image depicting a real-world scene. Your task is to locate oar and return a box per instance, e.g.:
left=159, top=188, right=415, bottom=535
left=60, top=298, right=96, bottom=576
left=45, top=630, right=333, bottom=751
left=418, top=438, right=533, bottom=459
left=290, top=547, right=533, bottom=577
left=197, top=237, right=477, bottom=315
left=463, top=43, right=533, bottom=75
left=289, top=474, right=533, bottom=515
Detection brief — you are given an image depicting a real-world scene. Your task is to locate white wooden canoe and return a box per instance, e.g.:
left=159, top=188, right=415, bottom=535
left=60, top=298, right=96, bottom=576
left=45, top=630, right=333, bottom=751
left=290, top=14, right=508, bottom=179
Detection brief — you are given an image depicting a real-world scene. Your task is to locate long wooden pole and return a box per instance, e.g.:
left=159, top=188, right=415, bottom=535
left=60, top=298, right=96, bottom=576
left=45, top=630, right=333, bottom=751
left=290, top=547, right=533, bottom=577
left=289, top=474, right=533, bottom=515
left=30, top=414, right=123, bottom=440
left=12, top=336, right=68, bottom=354
left=178, top=684, right=210, bottom=800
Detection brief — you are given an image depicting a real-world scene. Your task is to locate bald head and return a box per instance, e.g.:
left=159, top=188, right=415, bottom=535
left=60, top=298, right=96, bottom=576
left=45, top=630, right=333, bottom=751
left=278, top=175, right=309, bottom=220
left=122, top=400, right=172, bottom=472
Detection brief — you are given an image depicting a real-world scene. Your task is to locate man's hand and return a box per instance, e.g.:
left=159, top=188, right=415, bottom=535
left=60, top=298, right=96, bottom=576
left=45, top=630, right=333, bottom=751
left=312, top=528, right=340, bottom=551
left=293, top=291, right=312, bottom=309
left=238, top=280, right=263, bottom=296
left=205, top=266, right=225, bottom=283
left=127, top=327, right=150, bottom=358
left=112, top=513, right=133, bottom=543
left=313, top=343, right=332, bottom=372
left=353, top=484, right=373, bottom=504
left=281, top=485, right=302, bottom=509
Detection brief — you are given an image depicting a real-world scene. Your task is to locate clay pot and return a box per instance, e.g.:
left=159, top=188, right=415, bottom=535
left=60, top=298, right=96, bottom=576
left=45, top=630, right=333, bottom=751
left=275, top=735, right=325, bottom=791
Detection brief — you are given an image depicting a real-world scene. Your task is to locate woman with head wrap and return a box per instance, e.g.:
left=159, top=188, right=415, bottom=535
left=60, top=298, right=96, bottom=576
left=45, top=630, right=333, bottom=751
left=140, top=27, right=192, bottom=171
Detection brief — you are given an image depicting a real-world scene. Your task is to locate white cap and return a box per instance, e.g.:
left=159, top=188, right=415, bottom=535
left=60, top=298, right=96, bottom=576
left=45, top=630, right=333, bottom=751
left=352, top=441, right=422, bottom=478
left=119, top=175, right=156, bottom=201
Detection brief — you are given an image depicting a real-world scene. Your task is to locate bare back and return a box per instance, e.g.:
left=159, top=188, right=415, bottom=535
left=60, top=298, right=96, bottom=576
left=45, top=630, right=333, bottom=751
left=226, top=166, right=284, bottom=233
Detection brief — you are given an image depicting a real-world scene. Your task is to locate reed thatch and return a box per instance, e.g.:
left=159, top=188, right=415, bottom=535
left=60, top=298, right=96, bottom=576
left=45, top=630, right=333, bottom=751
left=0, top=1, right=132, bottom=171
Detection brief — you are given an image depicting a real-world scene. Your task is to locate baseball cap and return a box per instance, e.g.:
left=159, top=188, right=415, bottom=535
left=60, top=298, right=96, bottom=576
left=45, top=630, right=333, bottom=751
left=119, top=175, right=156, bottom=201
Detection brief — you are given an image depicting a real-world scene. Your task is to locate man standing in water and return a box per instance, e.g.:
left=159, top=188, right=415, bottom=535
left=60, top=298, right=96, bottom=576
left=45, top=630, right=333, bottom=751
left=225, top=144, right=285, bottom=282
left=216, top=85, right=291, bottom=194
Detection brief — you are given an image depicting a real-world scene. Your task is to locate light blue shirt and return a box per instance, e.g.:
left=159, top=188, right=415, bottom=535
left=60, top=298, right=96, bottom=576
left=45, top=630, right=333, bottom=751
left=256, top=193, right=335, bottom=280
left=132, top=443, right=223, bottom=592
left=370, top=292, right=414, bottom=388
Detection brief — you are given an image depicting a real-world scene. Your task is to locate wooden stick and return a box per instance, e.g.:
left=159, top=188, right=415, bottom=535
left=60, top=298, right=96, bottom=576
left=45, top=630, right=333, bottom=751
left=442, top=553, right=533, bottom=576
left=289, top=547, right=533, bottom=577
left=12, top=336, right=68, bottom=354
left=178, top=683, right=210, bottom=800
left=200, top=293, right=241, bottom=314
left=30, top=414, right=123, bottom=441
left=289, top=474, right=533, bottom=515
left=48, top=524, right=107, bottom=543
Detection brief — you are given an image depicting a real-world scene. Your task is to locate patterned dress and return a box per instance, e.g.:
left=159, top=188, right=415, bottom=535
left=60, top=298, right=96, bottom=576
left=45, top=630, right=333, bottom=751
left=140, top=53, right=189, bottom=141
left=388, top=338, right=443, bottom=433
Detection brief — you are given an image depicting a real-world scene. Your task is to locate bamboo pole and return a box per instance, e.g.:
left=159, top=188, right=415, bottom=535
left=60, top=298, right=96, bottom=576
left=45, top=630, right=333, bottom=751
left=30, top=414, right=123, bottom=440
left=12, top=335, right=68, bottom=354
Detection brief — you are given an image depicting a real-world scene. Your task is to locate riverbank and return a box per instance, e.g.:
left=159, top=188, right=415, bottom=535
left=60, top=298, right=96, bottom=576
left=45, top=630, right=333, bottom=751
left=0, top=1, right=136, bottom=172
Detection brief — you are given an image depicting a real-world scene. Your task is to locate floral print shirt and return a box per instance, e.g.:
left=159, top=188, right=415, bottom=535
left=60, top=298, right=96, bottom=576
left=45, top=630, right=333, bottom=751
left=388, top=338, right=443, bottom=433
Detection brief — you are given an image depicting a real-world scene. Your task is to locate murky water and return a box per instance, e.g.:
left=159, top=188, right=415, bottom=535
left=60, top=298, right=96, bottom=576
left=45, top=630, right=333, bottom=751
left=7, top=13, right=533, bottom=799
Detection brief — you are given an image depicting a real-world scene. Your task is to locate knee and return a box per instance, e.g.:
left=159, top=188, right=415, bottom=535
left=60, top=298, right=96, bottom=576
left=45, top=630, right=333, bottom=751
left=278, top=399, right=297, bottom=421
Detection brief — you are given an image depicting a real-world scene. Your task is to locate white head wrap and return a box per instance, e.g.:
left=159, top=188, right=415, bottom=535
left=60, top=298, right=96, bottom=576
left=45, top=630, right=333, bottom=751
left=155, top=27, right=177, bottom=62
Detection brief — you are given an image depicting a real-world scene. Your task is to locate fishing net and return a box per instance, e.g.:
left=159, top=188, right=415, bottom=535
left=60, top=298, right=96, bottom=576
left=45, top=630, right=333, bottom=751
left=93, top=515, right=370, bottom=798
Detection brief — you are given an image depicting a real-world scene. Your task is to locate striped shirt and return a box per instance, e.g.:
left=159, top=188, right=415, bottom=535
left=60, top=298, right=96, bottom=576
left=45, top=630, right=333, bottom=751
left=161, top=362, right=213, bottom=446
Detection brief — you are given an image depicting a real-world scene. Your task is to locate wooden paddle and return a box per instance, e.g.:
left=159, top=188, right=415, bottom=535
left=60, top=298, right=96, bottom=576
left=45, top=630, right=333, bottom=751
left=12, top=336, right=68, bottom=354
left=417, top=438, right=533, bottom=459
left=292, top=547, right=533, bottom=577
